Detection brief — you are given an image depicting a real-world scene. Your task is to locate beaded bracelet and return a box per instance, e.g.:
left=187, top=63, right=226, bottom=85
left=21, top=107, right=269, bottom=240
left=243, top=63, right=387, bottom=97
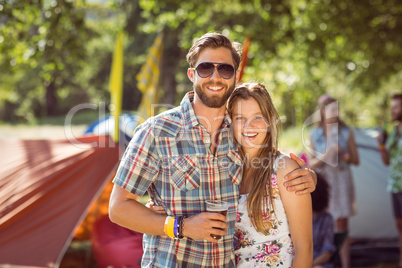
left=178, top=216, right=186, bottom=239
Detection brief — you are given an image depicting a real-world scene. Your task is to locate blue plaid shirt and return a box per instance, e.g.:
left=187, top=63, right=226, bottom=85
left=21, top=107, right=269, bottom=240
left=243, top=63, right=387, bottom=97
left=113, top=92, right=243, bottom=267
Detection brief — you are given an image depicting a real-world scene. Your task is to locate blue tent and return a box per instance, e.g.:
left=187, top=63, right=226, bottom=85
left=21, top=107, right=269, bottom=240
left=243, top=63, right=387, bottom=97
left=84, top=114, right=140, bottom=147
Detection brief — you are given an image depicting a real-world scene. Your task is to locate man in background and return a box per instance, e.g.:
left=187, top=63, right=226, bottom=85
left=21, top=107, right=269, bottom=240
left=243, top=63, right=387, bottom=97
left=378, top=93, right=402, bottom=267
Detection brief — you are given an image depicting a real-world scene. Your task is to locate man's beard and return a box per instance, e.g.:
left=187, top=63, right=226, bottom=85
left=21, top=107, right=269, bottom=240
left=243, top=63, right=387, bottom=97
left=194, top=81, right=235, bottom=108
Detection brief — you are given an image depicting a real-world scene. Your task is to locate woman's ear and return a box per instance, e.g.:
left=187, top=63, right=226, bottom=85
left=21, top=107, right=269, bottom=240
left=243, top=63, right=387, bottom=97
left=187, top=68, right=194, bottom=82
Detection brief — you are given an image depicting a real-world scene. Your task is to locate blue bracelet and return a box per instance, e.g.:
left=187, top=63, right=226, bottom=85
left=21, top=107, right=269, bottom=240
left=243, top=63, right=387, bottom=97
left=174, top=217, right=178, bottom=238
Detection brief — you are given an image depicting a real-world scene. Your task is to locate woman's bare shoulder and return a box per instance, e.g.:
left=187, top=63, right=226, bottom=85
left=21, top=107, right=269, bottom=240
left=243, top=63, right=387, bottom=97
left=276, top=155, right=299, bottom=182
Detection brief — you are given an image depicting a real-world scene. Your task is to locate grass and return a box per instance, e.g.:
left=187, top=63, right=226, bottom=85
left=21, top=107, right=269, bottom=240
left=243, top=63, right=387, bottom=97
left=1, top=112, right=308, bottom=148
left=36, top=110, right=102, bottom=126
left=279, top=125, right=313, bottom=155
left=0, top=110, right=108, bottom=140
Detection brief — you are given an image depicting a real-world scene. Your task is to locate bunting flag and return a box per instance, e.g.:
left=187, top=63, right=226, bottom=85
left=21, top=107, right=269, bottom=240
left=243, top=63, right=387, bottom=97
left=109, top=31, right=124, bottom=142
left=136, top=32, right=163, bottom=120
left=238, top=35, right=251, bottom=83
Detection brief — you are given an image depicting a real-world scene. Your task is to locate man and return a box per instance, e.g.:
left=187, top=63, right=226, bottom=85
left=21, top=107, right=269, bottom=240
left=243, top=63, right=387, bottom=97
left=378, top=93, right=402, bottom=267
left=109, top=33, right=316, bottom=267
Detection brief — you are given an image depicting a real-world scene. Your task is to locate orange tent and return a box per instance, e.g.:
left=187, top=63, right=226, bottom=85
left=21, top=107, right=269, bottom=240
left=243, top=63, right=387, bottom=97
left=0, top=135, right=122, bottom=267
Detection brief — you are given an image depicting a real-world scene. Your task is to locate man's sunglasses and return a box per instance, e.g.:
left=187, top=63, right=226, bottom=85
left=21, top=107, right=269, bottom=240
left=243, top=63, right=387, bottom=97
left=191, top=62, right=236, bottom=80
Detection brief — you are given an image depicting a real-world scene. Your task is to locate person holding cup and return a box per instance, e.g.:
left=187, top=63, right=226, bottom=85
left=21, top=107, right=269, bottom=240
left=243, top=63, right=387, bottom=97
left=205, top=200, right=230, bottom=240
left=109, top=33, right=316, bottom=267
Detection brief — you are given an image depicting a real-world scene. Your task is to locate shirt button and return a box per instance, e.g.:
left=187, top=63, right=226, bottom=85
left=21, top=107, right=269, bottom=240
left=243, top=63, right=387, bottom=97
left=205, top=139, right=210, bottom=144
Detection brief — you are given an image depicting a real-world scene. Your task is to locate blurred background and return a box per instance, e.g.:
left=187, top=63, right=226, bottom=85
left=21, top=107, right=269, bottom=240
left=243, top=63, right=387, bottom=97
left=1, top=0, right=401, bottom=132
left=0, top=0, right=401, bottom=267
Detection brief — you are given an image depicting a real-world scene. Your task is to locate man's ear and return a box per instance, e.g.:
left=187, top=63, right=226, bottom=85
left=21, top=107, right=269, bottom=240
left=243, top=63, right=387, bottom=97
left=235, top=70, right=241, bottom=84
left=187, top=68, right=194, bottom=82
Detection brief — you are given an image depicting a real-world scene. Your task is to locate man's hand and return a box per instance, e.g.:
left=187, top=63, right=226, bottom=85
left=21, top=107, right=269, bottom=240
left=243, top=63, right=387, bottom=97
left=376, top=132, right=386, bottom=145
left=283, top=153, right=317, bottom=195
left=147, top=199, right=228, bottom=242
left=183, top=213, right=228, bottom=243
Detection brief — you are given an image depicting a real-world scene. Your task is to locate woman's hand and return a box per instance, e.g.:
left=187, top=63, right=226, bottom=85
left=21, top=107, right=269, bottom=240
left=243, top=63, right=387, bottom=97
left=342, top=152, right=350, bottom=163
left=146, top=199, right=167, bottom=215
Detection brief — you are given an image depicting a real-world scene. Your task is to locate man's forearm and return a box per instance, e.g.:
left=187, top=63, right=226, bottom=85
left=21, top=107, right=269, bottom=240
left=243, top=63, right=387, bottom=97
left=109, top=187, right=166, bottom=235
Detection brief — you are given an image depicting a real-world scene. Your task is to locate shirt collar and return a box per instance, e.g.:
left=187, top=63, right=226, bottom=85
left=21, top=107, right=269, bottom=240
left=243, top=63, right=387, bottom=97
left=180, top=91, right=232, bottom=130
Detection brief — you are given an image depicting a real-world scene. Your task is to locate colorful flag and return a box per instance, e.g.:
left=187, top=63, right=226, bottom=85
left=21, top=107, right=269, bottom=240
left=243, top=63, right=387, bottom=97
left=238, top=35, right=251, bottom=83
left=109, top=32, right=124, bottom=142
left=136, top=32, right=163, bottom=120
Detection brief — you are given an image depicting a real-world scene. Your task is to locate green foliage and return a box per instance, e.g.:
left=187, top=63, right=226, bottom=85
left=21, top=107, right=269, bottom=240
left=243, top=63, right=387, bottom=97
left=0, top=0, right=401, bottom=128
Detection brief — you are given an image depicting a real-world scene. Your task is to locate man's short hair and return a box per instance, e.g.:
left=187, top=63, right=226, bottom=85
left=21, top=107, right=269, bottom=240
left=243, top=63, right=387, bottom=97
left=186, top=33, right=242, bottom=69
left=391, top=93, right=402, bottom=103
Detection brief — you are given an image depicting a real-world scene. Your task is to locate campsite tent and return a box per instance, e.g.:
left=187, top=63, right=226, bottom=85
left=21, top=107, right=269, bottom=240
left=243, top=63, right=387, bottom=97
left=0, top=135, right=122, bottom=267
left=83, top=113, right=140, bottom=148
left=0, top=127, right=397, bottom=267
left=349, top=128, right=397, bottom=239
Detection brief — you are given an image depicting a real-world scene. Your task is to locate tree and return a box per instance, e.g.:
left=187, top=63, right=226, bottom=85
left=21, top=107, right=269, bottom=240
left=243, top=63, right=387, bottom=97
left=0, top=0, right=400, bottom=127
left=0, top=0, right=93, bottom=119
left=124, top=0, right=402, bottom=126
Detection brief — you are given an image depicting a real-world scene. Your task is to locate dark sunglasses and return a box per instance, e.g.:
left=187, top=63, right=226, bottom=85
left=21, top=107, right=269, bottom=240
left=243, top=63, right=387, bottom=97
left=191, top=62, right=236, bottom=80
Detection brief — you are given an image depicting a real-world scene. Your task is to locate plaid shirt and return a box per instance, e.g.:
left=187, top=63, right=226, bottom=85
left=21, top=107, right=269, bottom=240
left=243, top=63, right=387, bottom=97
left=113, top=92, right=243, bottom=267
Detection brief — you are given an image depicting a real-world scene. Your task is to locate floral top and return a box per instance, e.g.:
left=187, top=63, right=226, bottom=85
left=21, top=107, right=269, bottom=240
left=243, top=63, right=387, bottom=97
left=234, top=155, right=294, bottom=267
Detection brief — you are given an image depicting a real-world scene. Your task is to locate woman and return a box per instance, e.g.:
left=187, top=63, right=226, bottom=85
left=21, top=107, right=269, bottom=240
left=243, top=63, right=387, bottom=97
left=228, top=83, right=312, bottom=267
left=308, top=94, right=359, bottom=268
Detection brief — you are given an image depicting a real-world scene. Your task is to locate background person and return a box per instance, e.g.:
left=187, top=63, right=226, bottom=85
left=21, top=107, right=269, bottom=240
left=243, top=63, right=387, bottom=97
left=308, top=94, right=359, bottom=268
left=311, top=172, right=335, bottom=268
left=377, top=93, right=402, bottom=267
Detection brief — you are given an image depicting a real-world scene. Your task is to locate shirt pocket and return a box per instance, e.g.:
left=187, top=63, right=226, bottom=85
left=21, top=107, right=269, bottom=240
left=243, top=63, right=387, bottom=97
left=169, top=156, right=200, bottom=192
left=226, top=151, right=243, bottom=185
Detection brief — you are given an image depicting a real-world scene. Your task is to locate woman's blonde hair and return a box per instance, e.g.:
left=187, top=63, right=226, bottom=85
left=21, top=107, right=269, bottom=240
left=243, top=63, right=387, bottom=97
left=227, top=82, right=281, bottom=234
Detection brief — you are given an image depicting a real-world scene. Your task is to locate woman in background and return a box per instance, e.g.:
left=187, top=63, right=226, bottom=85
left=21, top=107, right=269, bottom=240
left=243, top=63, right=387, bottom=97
left=308, top=94, right=359, bottom=268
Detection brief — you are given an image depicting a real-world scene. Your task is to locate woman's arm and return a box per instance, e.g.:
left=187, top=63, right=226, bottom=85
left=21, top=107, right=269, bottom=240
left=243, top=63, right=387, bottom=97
left=347, top=130, right=359, bottom=165
left=277, top=156, right=313, bottom=268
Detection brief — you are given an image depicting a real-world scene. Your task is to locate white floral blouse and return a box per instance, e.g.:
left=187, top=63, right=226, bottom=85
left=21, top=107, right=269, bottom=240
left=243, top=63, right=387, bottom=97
left=234, top=155, right=294, bottom=267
